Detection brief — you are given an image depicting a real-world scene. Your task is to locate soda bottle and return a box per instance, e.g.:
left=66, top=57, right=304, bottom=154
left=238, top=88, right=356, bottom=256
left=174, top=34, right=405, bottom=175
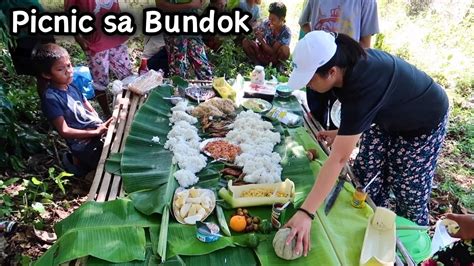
left=139, top=58, right=149, bottom=76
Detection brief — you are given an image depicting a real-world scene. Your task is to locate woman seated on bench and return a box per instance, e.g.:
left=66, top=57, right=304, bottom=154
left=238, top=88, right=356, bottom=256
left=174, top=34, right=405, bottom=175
left=242, top=2, right=291, bottom=69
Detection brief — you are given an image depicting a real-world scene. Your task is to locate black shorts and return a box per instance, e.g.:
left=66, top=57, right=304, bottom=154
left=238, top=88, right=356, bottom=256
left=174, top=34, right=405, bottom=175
left=9, top=35, right=55, bottom=76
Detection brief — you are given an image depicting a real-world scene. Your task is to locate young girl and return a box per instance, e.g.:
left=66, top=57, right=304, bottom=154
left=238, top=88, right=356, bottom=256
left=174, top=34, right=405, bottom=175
left=33, top=43, right=112, bottom=176
left=65, top=0, right=132, bottom=118
left=284, top=31, right=449, bottom=256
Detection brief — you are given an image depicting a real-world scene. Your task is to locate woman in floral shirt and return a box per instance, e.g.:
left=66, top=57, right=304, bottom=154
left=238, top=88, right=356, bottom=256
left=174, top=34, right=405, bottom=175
left=242, top=2, right=291, bottom=68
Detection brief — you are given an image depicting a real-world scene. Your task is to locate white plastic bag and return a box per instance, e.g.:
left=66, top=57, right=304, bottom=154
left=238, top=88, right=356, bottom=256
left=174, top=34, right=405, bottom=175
left=128, top=70, right=163, bottom=95
left=430, top=219, right=460, bottom=256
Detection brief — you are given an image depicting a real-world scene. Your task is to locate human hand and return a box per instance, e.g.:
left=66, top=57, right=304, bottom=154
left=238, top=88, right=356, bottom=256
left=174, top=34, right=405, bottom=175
left=95, top=117, right=114, bottom=136
left=316, top=130, right=338, bottom=146
left=255, top=28, right=264, bottom=40
left=283, top=211, right=312, bottom=257
left=445, top=213, right=474, bottom=240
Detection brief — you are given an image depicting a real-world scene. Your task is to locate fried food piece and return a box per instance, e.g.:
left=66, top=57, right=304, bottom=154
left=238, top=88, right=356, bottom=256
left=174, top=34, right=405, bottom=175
left=204, top=140, right=241, bottom=162
left=221, top=167, right=243, bottom=177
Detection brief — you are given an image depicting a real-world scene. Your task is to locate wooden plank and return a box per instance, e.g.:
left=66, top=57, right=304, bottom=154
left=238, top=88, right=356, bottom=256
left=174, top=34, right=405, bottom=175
left=119, top=182, right=125, bottom=198
left=120, top=92, right=141, bottom=149
left=96, top=91, right=131, bottom=202
left=87, top=92, right=124, bottom=201
left=108, top=175, right=122, bottom=200
left=109, top=92, right=146, bottom=200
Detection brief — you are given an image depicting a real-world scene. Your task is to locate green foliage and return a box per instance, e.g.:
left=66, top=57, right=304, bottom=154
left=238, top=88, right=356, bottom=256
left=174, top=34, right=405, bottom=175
left=0, top=9, right=13, bottom=48
left=208, top=38, right=253, bottom=78
left=0, top=168, right=71, bottom=223
left=0, top=35, right=52, bottom=171
left=448, top=100, right=474, bottom=157
left=377, top=0, right=473, bottom=211
left=0, top=178, right=20, bottom=217
left=48, top=167, right=73, bottom=195
left=0, top=83, right=46, bottom=171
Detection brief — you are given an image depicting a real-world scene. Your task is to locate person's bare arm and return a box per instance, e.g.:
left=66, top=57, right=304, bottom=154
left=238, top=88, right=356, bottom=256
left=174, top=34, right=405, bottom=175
left=359, top=35, right=372, bottom=49
left=83, top=99, right=98, bottom=116
left=74, top=35, right=89, bottom=51
left=301, top=23, right=311, bottom=34
left=271, top=41, right=283, bottom=53
left=51, top=117, right=111, bottom=139
left=155, top=0, right=203, bottom=12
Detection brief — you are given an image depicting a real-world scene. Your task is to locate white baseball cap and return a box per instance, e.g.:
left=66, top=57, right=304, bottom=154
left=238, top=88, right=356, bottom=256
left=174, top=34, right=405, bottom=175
left=287, top=31, right=337, bottom=90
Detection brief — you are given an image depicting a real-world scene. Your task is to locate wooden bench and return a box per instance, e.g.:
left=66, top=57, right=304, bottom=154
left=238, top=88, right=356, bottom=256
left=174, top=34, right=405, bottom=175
left=87, top=80, right=209, bottom=202
left=87, top=89, right=147, bottom=202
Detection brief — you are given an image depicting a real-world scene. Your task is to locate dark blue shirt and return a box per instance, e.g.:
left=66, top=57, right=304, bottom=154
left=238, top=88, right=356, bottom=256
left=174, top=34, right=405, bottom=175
left=41, top=84, right=102, bottom=151
left=335, top=49, right=449, bottom=136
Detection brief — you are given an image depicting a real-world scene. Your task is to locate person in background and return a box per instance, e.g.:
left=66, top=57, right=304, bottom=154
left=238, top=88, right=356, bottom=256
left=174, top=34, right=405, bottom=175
left=156, top=0, right=213, bottom=80
left=238, top=0, right=261, bottom=27
left=33, top=43, right=113, bottom=176
left=0, top=0, right=55, bottom=98
left=422, top=213, right=474, bottom=265
left=299, top=0, right=379, bottom=129
left=141, top=34, right=170, bottom=77
left=242, top=2, right=290, bottom=69
left=284, top=31, right=448, bottom=256
left=202, top=0, right=228, bottom=51
left=65, top=0, right=133, bottom=119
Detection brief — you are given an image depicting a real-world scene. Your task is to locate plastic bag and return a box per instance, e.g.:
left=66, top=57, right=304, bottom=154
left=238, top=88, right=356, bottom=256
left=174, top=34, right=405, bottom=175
left=72, top=66, right=95, bottom=100
left=128, top=70, right=163, bottom=95
left=265, top=107, right=301, bottom=126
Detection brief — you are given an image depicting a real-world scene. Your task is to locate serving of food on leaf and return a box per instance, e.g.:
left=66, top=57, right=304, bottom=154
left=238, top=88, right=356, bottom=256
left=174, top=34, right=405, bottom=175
left=172, top=187, right=216, bottom=225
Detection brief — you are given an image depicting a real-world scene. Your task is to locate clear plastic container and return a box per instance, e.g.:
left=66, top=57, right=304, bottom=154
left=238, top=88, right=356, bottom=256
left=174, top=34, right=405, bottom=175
left=251, top=65, right=265, bottom=85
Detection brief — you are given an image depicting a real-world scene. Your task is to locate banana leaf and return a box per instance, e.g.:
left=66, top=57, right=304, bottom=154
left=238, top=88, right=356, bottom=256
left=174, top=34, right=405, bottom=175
left=119, top=86, right=176, bottom=215
left=105, top=153, right=123, bottom=175
left=253, top=127, right=373, bottom=266
left=120, top=87, right=225, bottom=216
left=35, top=199, right=161, bottom=265
left=36, top=90, right=371, bottom=265
left=181, top=246, right=258, bottom=265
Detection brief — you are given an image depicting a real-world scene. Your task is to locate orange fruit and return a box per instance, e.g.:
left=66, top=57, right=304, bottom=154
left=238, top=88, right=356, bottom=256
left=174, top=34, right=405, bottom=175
left=229, top=215, right=247, bottom=232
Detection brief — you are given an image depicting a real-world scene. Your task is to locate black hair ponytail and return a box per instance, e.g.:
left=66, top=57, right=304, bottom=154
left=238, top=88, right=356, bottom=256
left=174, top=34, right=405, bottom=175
left=316, top=33, right=366, bottom=83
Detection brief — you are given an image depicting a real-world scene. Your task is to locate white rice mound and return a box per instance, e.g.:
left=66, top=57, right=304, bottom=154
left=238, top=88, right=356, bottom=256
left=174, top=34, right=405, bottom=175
left=171, top=100, right=194, bottom=113
left=170, top=110, right=198, bottom=124
left=226, top=110, right=282, bottom=184
left=165, top=101, right=206, bottom=187
left=174, top=169, right=199, bottom=188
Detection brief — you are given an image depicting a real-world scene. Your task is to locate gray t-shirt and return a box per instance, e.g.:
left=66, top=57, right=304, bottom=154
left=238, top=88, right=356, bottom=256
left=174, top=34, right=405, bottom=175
left=299, top=0, right=379, bottom=41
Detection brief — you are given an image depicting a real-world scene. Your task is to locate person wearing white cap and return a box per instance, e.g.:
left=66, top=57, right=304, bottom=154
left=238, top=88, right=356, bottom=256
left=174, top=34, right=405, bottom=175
left=283, top=31, right=449, bottom=257
left=298, top=0, right=379, bottom=130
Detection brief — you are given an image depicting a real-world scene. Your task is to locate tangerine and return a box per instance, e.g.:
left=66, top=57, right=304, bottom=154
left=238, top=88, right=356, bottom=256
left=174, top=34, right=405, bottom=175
left=229, top=215, right=247, bottom=232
